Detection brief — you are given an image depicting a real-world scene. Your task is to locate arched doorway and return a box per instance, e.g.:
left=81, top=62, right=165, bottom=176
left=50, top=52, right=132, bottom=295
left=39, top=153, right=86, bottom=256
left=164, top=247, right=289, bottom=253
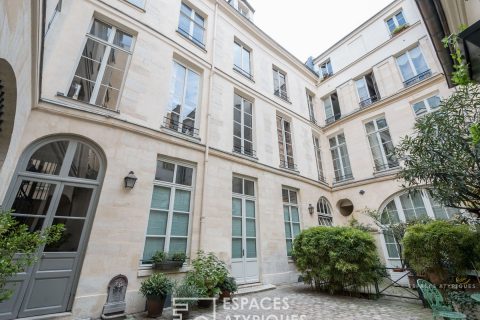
left=0, top=136, right=105, bottom=320
left=0, top=59, right=17, bottom=170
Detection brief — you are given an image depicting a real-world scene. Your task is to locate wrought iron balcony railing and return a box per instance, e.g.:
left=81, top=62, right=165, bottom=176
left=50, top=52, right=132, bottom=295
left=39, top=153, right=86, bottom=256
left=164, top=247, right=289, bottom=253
left=233, top=65, right=253, bottom=80
left=280, top=160, right=297, bottom=171
left=233, top=145, right=257, bottom=158
left=163, top=116, right=199, bottom=138
left=403, top=69, right=432, bottom=88
left=359, top=95, right=379, bottom=108
left=333, top=173, right=354, bottom=183
left=274, top=90, right=289, bottom=102
left=374, top=163, right=400, bottom=173
left=325, top=113, right=342, bottom=125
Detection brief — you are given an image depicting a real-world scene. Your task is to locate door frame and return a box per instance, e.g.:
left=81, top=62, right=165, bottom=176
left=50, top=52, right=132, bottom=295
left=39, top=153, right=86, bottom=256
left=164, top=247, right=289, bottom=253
left=1, top=135, right=106, bottom=316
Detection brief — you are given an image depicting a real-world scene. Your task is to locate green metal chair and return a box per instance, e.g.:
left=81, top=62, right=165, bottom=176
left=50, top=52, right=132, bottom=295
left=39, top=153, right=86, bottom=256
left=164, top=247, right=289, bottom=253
left=416, top=279, right=466, bottom=319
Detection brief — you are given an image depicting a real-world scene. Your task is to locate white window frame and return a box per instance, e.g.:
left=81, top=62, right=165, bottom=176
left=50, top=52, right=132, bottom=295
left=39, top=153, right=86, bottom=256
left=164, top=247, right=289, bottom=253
left=385, top=10, right=407, bottom=34
left=329, top=133, right=353, bottom=183
left=323, top=92, right=341, bottom=124
left=67, top=18, right=134, bottom=111
left=272, top=67, right=288, bottom=101
left=306, top=91, right=316, bottom=123
left=141, top=159, right=195, bottom=266
left=364, top=116, right=399, bottom=172
left=232, top=176, right=257, bottom=260
left=312, top=134, right=325, bottom=182
left=276, top=115, right=295, bottom=170
left=233, top=93, right=255, bottom=156
left=317, top=197, right=333, bottom=226
left=355, top=72, right=380, bottom=107
left=411, top=95, right=441, bottom=117
left=379, top=189, right=459, bottom=260
left=282, top=187, right=301, bottom=257
left=395, top=46, right=430, bottom=84
left=178, top=2, right=206, bottom=47
left=233, top=40, right=252, bottom=79
left=319, top=59, right=333, bottom=79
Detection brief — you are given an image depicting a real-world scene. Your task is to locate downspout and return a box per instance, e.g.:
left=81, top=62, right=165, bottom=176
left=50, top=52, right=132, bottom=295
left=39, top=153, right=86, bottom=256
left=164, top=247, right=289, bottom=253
left=198, top=0, right=219, bottom=250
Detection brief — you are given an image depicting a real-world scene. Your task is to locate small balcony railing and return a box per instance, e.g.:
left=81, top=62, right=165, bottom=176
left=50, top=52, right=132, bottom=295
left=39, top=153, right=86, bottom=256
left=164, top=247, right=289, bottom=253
left=163, top=116, right=199, bottom=138
left=359, top=95, right=379, bottom=108
left=403, top=69, right=432, bottom=87
left=274, top=90, right=289, bottom=102
left=374, top=162, right=400, bottom=173
left=318, top=174, right=327, bottom=183
left=233, top=145, right=257, bottom=158
left=325, top=113, right=342, bottom=125
left=333, top=173, right=354, bottom=183
left=233, top=65, right=253, bottom=80
left=280, top=160, right=297, bottom=171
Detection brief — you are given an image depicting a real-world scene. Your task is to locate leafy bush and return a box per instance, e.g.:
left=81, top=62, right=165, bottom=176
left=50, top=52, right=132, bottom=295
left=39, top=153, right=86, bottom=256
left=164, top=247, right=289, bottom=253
left=184, top=251, right=229, bottom=297
left=402, top=220, right=479, bottom=278
left=174, top=280, right=201, bottom=306
left=219, top=277, right=238, bottom=293
left=0, top=211, right=64, bottom=302
left=151, top=251, right=168, bottom=264
left=293, top=226, right=385, bottom=294
left=151, top=251, right=187, bottom=264
left=139, top=273, right=174, bottom=298
left=170, top=252, right=187, bottom=262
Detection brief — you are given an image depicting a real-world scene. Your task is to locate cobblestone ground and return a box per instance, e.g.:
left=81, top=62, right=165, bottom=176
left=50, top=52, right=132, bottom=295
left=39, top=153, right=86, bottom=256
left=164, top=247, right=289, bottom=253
left=131, top=283, right=433, bottom=320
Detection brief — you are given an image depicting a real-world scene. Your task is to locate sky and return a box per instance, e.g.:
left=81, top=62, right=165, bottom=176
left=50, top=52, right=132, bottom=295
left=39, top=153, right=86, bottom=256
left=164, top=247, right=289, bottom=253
left=248, top=0, right=393, bottom=62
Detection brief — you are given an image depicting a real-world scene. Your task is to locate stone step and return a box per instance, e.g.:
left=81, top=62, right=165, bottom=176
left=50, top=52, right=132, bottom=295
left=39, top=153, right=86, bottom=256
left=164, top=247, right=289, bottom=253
left=236, top=283, right=276, bottom=296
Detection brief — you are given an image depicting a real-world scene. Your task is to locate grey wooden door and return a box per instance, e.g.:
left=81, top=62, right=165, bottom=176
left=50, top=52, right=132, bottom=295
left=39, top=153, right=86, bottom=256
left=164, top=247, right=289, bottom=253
left=0, top=138, right=103, bottom=320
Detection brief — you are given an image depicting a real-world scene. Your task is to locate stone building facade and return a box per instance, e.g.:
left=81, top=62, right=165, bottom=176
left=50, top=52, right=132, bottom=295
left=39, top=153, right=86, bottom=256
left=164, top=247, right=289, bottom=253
left=0, top=0, right=477, bottom=319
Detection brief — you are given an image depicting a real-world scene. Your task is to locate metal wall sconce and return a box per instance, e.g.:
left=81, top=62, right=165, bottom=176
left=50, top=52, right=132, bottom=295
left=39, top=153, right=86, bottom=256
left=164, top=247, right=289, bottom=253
left=308, top=203, right=314, bottom=215
left=124, top=171, right=137, bottom=189
left=359, top=190, right=365, bottom=195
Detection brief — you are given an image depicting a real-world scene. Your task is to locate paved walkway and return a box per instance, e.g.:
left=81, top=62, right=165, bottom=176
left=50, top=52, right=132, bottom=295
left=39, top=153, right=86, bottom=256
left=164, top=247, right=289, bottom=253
left=131, top=283, right=433, bottom=320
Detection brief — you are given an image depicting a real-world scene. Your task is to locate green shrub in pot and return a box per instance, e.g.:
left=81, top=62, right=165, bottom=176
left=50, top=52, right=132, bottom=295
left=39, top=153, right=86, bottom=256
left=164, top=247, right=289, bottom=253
left=139, top=273, right=174, bottom=317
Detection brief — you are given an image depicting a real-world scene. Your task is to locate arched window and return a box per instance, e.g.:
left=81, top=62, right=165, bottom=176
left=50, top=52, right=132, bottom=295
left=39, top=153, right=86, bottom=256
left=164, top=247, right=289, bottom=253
left=317, top=197, right=333, bottom=226
left=380, top=189, right=459, bottom=260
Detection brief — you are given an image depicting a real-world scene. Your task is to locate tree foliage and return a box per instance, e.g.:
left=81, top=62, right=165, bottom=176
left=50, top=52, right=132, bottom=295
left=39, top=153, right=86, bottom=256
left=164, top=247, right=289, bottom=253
left=0, top=211, right=64, bottom=302
left=293, top=226, right=385, bottom=294
left=395, top=84, right=480, bottom=215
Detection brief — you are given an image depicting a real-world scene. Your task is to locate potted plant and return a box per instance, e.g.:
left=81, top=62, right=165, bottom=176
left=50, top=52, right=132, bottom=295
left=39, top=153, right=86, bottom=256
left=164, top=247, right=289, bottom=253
left=151, top=251, right=187, bottom=270
left=391, top=23, right=409, bottom=36
left=185, top=251, right=229, bottom=308
left=173, top=280, right=200, bottom=319
left=139, top=273, right=174, bottom=317
left=219, top=277, right=238, bottom=301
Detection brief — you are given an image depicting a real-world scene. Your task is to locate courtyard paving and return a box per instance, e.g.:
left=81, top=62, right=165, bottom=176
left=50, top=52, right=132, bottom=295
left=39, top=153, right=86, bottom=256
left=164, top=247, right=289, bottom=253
left=130, top=283, right=433, bottom=320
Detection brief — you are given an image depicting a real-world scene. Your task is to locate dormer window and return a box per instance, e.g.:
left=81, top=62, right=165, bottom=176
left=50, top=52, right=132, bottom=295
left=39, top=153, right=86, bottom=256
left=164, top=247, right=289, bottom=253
left=319, top=59, right=333, bottom=79
left=227, top=0, right=254, bottom=20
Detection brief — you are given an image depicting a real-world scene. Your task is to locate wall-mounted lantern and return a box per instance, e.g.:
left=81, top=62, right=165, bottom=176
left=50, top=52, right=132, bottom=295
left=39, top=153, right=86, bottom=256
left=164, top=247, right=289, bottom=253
left=308, top=203, right=314, bottom=215
left=124, top=171, right=137, bottom=189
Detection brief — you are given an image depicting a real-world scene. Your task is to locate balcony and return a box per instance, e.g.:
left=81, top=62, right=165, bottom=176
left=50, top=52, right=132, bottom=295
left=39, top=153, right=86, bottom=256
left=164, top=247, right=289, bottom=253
left=325, top=113, right=342, bottom=125
left=359, top=95, right=379, bottom=108
left=274, top=90, right=289, bottom=102
left=318, top=174, right=327, bottom=184
left=373, top=163, right=400, bottom=173
left=233, top=145, right=257, bottom=158
left=163, top=116, right=199, bottom=138
left=403, top=69, right=432, bottom=87
left=279, top=160, right=297, bottom=171
left=333, top=173, right=354, bottom=184
left=233, top=65, right=253, bottom=81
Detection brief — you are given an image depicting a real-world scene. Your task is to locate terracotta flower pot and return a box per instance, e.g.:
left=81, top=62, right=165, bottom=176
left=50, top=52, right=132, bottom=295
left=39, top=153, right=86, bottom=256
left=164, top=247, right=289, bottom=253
left=219, top=290, right=232, bottom=301
left=146, top=295, right=166, bottom=318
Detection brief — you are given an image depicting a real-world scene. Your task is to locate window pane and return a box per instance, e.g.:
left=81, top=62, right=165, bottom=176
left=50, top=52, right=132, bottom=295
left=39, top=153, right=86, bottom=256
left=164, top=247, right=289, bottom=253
left=67, top=76, right=95, bottom=103
left=284, top=222, right=292, bottom=238
left=232, top=177, right=243, bottom=194
left=409, top=47, right=428, bottom=74
left=27, top=141, right=69, bottom=175
left=69, top=143, right=100, bottom=180
left=232, top=238, right=242, bottom=258
left=244, top=180, right=254, bottom=196
left=386, top=243, right=400, bottom=258
left=143, top=237, right=165, bottom=261
left=246, top=239, right=256, bottom=258
left=232, top=198, right=242, bottom=216
left=174, top=189, right=191, bottom=212
left=292, top=223, right=301, bottom=236
left=169, top=238, right=187, bottom=254
left=246, top=200, right=255, bottom=218
left=45, top=218, right=85, bottom=252
left=113, top=30, right=133, bottom=50
left=95, top=85, right=119, bottom=110
left=234, top=42, right=242, bottom=67
left=11, top=181, right=57, bottom=216
left=283, top=205, right=290, bottom=221
left=73, top=57, right=102, bottom=83
left=427, top=96, right=441, bottom=109
left=286, top=240, right=292, bottom=256
left=397, top=53, right=414, bottom=80
left=89, top=20, right=112, bottom=40
left=193, top=24, right=204, bottom=44
left=413, top=101, right=427, bottom=116
left=176, top=166, right=193, bottom=186
left=178, top=14, right=191, bottom=35
left=282, top=189, right=289, bottom=203
left=242, top=48, right=250, bottom=74
left=396, top=12, right=406, bottom=26
left=290, top=207, right=299, bottom=222
left=146, top=211, right=168, bottom=235
left=151, top=186, right=171, bottom=210
left=289, top=190, right=297, bottom=204
left=171, top=213, right=189, bottom=236
left=155, top=161, right=175, bottom=182
left=232, top=217, right=242, bottom=237
left=11, top=215, right=44, bottom=232
left=246, top=219, right=256, bottom=237
left=55, top=186, right=93, bottom=218
left=386, top=18, right=396, bottom=33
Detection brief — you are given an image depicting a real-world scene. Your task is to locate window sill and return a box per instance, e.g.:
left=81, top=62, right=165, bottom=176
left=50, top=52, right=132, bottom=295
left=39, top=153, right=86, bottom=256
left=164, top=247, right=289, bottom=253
left=278, top=166, right=299, bottom=174
left=55, top=92, right=121, bottom=115
left=119, top=0, right=146, bottom=12
left=137, top=264, right=191, bottom=277
left=333, top=176, right=355, bottom=185
left=273, top=93, right=292, bottom=104
left=232, top=150, right=258, bottom=161
left=160, top=125, right=201, bottom=142
left=373, top=166, right=400, bottom=176
left=176, top=30, right=207, bottom=52
left=233, top=67, right=255, bottom=83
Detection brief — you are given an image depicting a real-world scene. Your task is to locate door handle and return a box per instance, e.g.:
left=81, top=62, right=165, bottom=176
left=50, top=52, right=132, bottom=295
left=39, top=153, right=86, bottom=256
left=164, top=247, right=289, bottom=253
left=242, top=249, right=245, bottom=257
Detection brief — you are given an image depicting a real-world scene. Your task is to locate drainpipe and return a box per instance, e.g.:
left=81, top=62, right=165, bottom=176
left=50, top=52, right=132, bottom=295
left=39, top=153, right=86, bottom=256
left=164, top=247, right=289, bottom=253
left=198, top=0, right=219, bottom=251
